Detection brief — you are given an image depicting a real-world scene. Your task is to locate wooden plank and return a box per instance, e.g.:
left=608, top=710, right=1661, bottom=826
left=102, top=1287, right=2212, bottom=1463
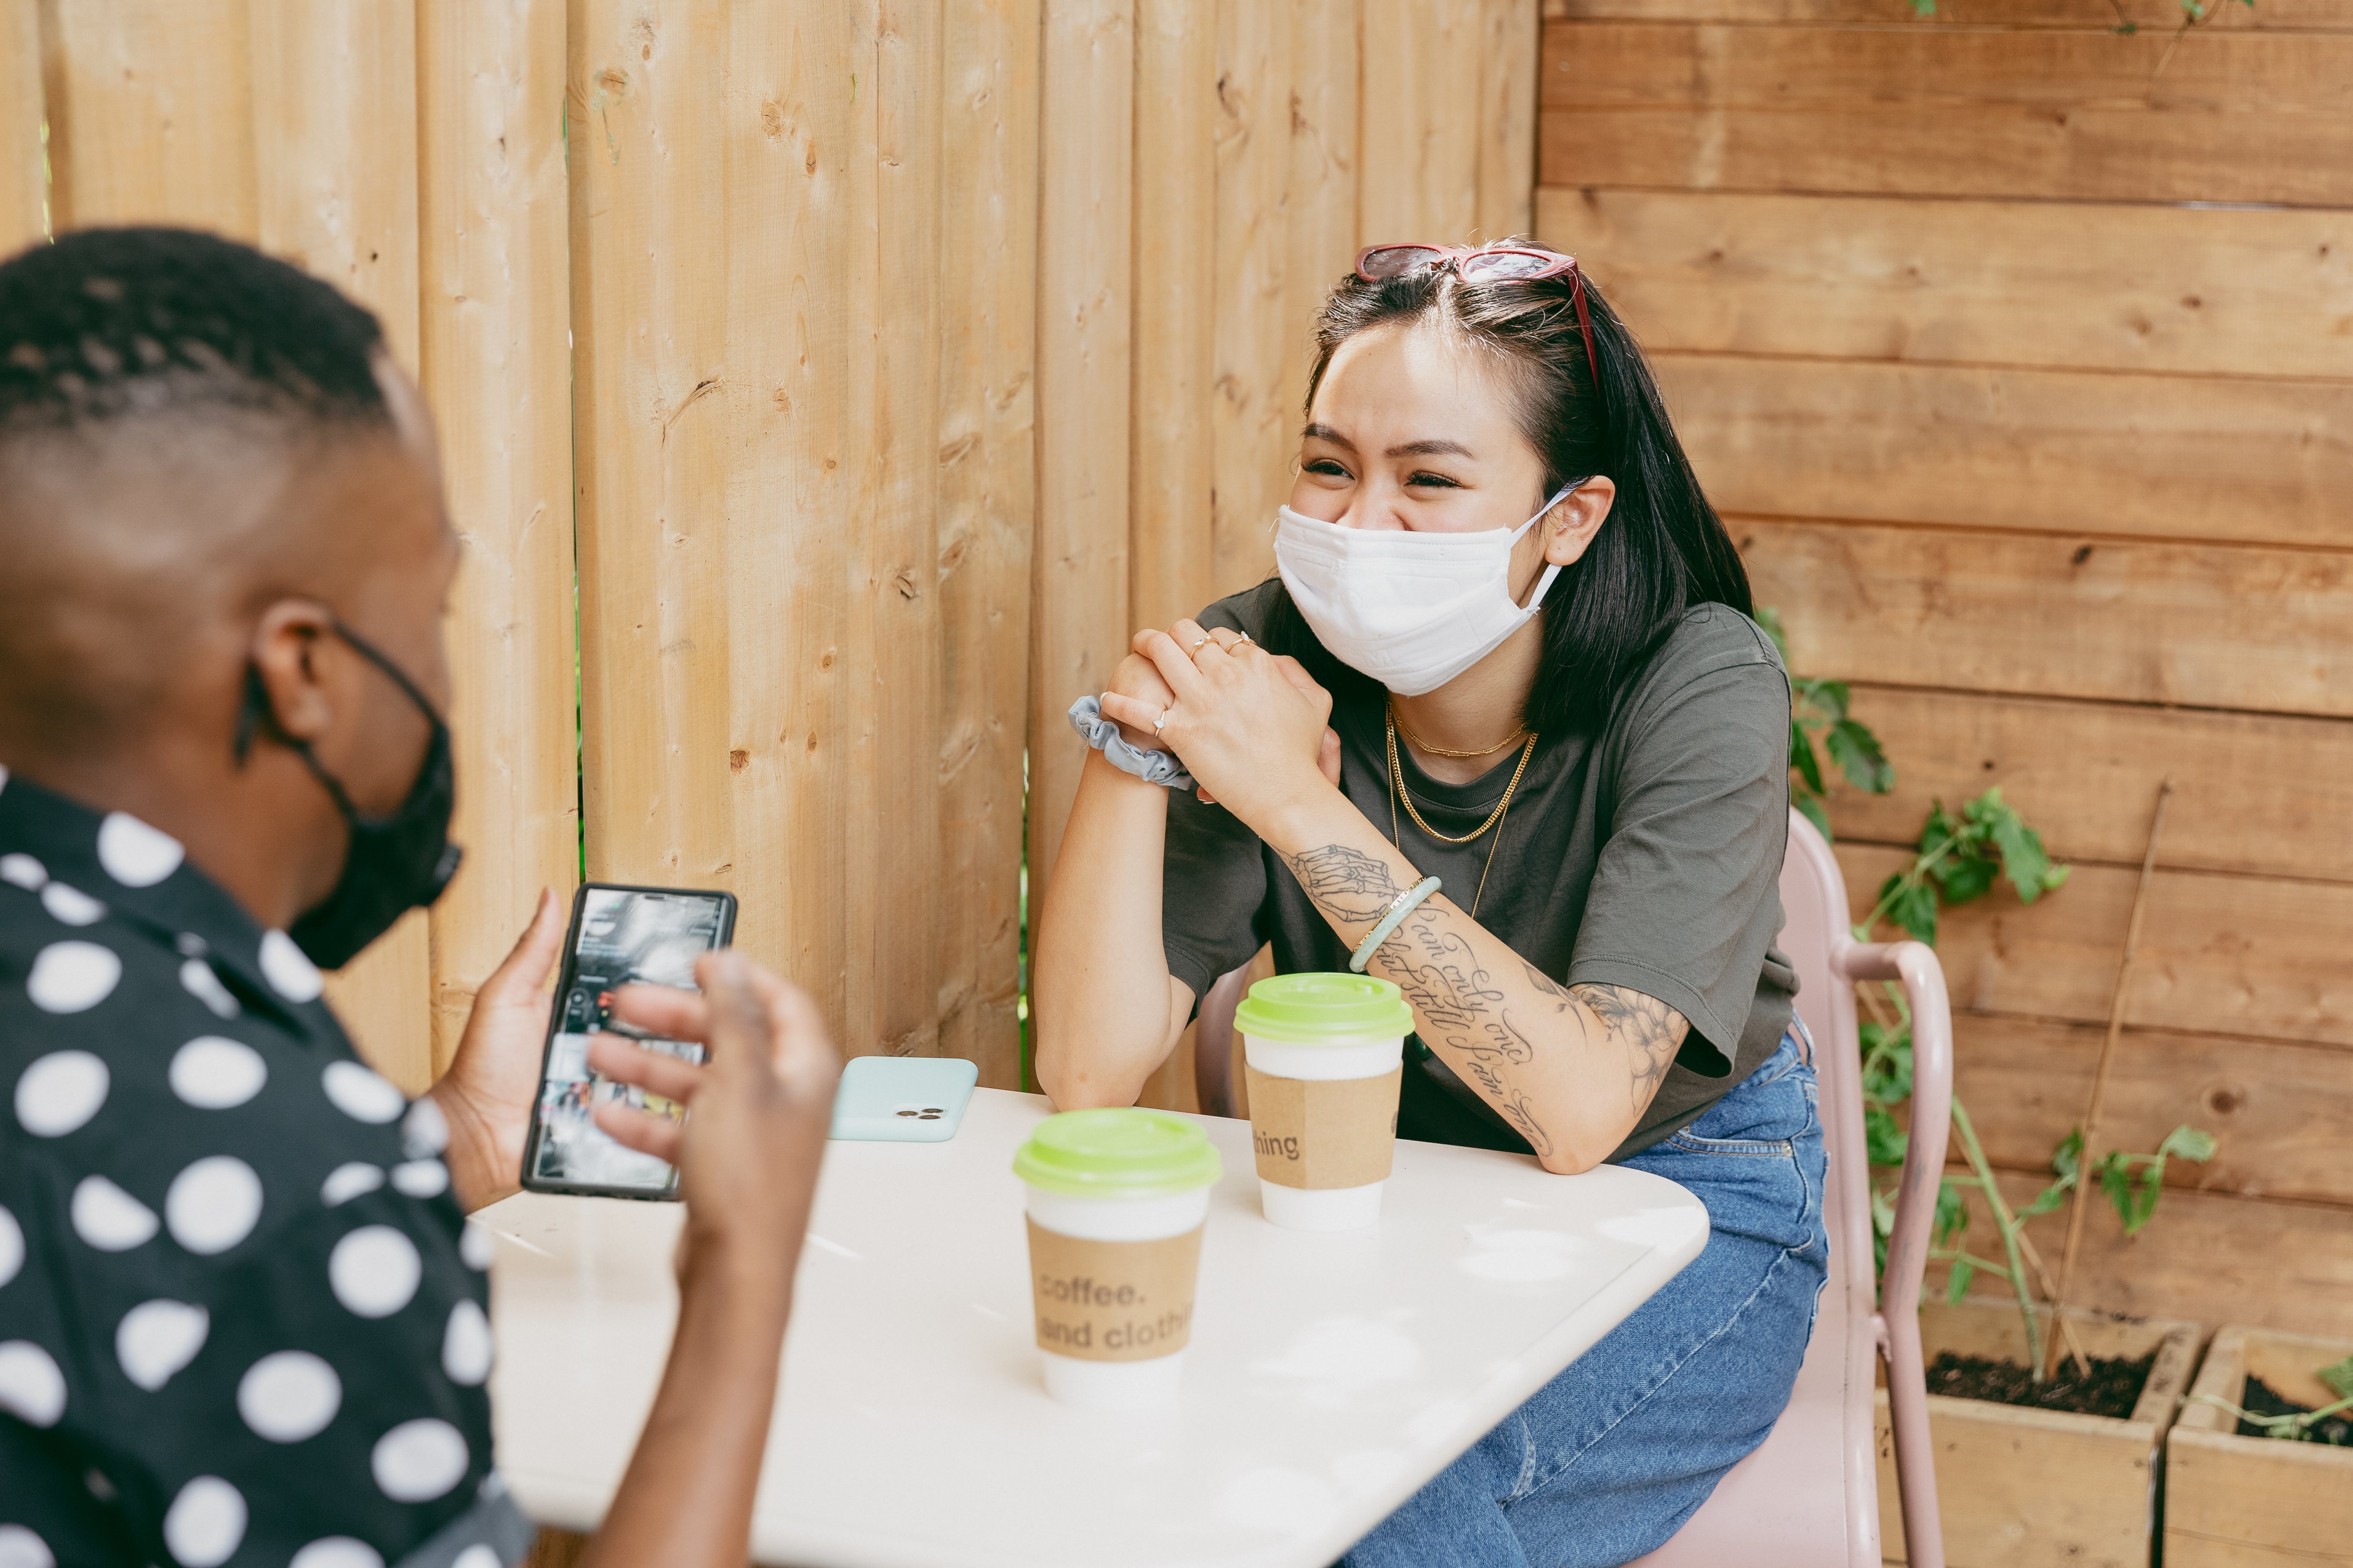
left=1740, top=517, right=2353, bottom=719
left=839, top=0, right=945, bottom=1063
left=1928, top=1173, right=2353, bottom=1341
left=1476, top=0, right=1538, bottom=242
left=567, top=4, right=738, bottom=908
left=936, top=0, right=1039, bottom=1090
left=1544, top=0, right=2350, bottom=27
left=1209, top=0, right=1290, bottom=601
left=2168, top=1326, right=2353, bottom=1568
left=1536, top=187, right=2353, bottom=381
left=1944, top=1014, right=2353, bottom=1207
left=714, top=0, right=857, bottom=1040
left=1029, top=0, right=1133, bottom=986
left=1835, top=844, right=2353, bottom=1049
left=1658, top=355, right=2353, bottom=552
left=1270, top=0, right=1361, bottom=598
left=1815, top=688, right=2353, bottom=886
left=0, top=0, right=42, bottom=253
left=247, top=1, right=433, bottom=1090
left=40, top=0, right=256, bottom=236
left=416, top=0, right=579, bottom=1079
left=1130, top=0, right=1217, bottom=632
left=1537, top=21, right=2353, bottom=206
left=1359, top=0, right=1483, bottom=245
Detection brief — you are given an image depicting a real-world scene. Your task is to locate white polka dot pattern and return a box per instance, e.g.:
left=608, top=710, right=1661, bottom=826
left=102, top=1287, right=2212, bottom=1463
left=289, top=1540, right=383, bottom=1568
left=401, top=1094, right=449, bottom=1158
left=97, top=811, right=184, bottom=888
left=161, top=1475, right=245, bottom=1567
left=391, top=1159, right=449, bottom=1199
left=322, top=1061, right=405, bottom=1124
left=370, top=1417, right=469, bottom=1503
left=179, top=958, right=240, bottom=1020
left=459, top=1221, right=496, bottom=1271
left=237, top=1350, right=341, bottom=1442
left=0, top=1203, right=20, bottom=1287
left=452, top=1546, right=500, bottom=1568
left=38, top=881, right=104, bottom=927
left=13, top=1050, right=108, bottom=1137
left=115, top=1299, right=209, bottom=1392
left=168, top=1036, right=267, bottom=1109
left=329, top=1226, right=422, bottom=1319
left=0, top=1340, right=65, bottom=1427
left=0, top=852, right=43, bottom=890
left=71, top=1176, right=159, bottom=1251
left=320, top=1162, right=384, bottom=1207
left=26, top=940, right=121, bottom=1014
left=165, top=1156, right=263, bottom=1255
left=0, top=1523, right=54, bottom=1568
left=442, top=1298, right=492, bottom=1386
left=258, top=929, right=324, bottom=1003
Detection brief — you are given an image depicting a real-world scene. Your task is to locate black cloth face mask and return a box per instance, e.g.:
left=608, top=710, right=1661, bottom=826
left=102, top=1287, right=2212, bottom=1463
left=237, top=620, right=463, bottom=969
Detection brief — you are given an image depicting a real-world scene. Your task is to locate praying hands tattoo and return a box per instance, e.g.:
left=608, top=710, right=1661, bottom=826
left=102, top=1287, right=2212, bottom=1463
left=1278, top=842, right=1691, bottom=1160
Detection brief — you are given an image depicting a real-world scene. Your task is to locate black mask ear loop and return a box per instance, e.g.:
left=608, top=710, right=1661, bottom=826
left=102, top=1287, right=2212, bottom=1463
left=232, top=656, right=367, bottom=820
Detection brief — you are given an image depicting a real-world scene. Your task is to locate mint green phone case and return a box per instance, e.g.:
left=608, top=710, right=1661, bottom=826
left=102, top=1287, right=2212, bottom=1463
left=827, top=1054, right=980, bottom=1141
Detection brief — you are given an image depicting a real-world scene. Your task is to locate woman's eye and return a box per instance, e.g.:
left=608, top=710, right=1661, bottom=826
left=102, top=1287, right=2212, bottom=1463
left=1407, top=471, right=1463, bottom=489
left=1303, top=458, right=1351, bottom=479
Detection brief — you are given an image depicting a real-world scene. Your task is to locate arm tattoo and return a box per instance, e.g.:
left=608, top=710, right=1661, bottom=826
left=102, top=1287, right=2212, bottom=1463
left=1571, top=983, right=1689, bottom=1118
left=1280, top=843, right=1407, bottom=925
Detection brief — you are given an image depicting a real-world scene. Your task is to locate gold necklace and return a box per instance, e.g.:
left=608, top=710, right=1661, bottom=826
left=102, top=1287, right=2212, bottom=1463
left=1386, top=715, right=1538, bottom=917
left=1388, top=698, right=1529, bottom=759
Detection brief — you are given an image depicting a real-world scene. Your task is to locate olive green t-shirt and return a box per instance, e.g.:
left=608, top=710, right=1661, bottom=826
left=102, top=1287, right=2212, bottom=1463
left=1163, top=584, right=1797, bottom=1162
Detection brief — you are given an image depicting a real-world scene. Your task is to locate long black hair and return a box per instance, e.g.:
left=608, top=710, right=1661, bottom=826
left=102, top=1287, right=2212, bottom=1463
left=1262, top=253, right=1752, bottom=737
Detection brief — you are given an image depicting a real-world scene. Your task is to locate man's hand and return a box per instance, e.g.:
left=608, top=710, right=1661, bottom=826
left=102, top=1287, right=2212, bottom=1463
left=589, top=952, right=841, bottom=1294
left=434, top=888, right=566, bottom=1212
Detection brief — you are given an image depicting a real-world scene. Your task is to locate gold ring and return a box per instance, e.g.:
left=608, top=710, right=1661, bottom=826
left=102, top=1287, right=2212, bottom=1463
left=1152, top=707, right=1170, bottom=737
left=1188, top=636, right=1212, bottom=653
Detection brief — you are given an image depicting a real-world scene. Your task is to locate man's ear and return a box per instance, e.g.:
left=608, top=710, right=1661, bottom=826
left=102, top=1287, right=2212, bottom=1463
left=246, top=600, right=340, bottom=748
left=1541, top=477, right=1617, bottom=568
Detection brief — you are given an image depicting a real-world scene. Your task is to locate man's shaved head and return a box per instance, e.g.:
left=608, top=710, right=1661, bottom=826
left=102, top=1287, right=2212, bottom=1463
left=0, top=227, right=448, bottom=758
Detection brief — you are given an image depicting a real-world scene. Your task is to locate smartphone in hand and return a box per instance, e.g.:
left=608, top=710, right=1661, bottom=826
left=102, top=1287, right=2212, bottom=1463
left=521, top=883, right=738, bottom=1200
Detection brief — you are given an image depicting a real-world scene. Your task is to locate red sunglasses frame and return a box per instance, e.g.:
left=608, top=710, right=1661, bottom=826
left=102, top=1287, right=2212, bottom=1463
left=1353, top=242, right=1600, bottom=392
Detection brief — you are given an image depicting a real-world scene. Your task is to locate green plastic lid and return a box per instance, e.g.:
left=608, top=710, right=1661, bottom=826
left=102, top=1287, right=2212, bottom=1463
left=1012, top=1108, right=1224, bottom=1199
left=1232, top=971, right=1414, bottom=1045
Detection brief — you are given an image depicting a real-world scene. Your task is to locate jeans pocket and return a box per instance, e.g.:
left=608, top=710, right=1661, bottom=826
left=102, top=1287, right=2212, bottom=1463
left=1665, top=1127, right=1796, bottom=1158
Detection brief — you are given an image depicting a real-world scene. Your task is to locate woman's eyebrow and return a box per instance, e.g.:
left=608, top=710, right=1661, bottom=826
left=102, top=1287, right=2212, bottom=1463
left=1386, top=438, right=1475, bottom=459
left=1302, top=421, right=1356, bottom=450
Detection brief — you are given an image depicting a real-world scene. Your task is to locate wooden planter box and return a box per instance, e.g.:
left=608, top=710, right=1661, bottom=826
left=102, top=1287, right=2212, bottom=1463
left=2165, top=1324, right=2353, bottom=1567
left=1873, top=1297, right=2200, bottom=1568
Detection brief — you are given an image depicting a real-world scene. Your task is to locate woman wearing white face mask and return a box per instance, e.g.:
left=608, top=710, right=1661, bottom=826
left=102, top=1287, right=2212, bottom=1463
left=1035, top=243, right=1819, bottom=1567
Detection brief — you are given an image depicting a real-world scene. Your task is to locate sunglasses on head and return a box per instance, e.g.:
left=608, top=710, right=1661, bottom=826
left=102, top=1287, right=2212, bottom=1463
left=1353, top=242, right=1600, bottom=392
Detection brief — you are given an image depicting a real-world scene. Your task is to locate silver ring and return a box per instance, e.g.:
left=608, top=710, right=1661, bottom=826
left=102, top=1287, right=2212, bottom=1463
left=1152, top=707, right=1170, bottom=737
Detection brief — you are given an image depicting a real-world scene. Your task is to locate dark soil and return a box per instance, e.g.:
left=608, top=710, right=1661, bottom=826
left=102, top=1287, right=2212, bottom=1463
left=1926, top=1349, right=2154, bottom=1419
left=2237, top=1374, right=2353, bottom=1446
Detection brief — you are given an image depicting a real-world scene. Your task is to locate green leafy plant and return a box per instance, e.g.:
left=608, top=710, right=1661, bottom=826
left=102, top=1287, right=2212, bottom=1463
left=1764, top=607, right=2217, bottom=1384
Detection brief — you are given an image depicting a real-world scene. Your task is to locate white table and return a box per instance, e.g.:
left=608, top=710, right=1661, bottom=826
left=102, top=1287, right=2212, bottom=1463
left=483, top=1088, right=1708, bottom=1568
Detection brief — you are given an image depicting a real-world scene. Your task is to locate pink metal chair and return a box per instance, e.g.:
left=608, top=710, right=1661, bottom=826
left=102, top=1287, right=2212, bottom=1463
left=1194, top=809, right=1950, bottom=1568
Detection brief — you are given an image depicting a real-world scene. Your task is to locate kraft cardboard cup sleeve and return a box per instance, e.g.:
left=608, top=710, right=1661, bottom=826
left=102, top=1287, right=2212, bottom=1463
left=1233, top=973, right=1413, bottom=1232
left=1011, top=1108, right=1222, bottom=1411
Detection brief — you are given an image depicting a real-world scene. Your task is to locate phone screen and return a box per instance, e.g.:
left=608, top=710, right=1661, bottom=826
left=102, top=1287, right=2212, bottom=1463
left=522, top=883, right=736, bottom=1199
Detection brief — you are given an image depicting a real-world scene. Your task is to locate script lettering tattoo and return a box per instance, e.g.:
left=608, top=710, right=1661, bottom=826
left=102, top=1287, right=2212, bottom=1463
left=1571, top=983, right=1689, bottom=1117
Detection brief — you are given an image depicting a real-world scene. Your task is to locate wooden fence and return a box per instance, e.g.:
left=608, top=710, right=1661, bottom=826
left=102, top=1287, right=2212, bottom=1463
left=1538, top=0, right=2353, bottom=1339
left=1, top=0, right=1539, bottom=1101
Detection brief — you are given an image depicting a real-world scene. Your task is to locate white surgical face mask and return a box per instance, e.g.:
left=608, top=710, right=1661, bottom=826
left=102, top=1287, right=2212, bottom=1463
left=1274, top=483, right=1578, bottom=696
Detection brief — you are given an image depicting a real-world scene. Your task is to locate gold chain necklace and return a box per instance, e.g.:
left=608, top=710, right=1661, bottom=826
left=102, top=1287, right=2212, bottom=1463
left=1386, top=714, right=1538, bottom=918
left=1388, top=698, right=1529, bottom=759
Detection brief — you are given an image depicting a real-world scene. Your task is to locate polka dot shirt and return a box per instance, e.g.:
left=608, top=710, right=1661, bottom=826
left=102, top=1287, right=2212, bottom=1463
left=0, top=772, right=532, bottom=1568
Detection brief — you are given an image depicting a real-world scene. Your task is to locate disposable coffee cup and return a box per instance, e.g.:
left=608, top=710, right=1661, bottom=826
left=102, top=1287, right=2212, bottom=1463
left=1234, top=973, right=1413, bottom=1231
left=1012, top=1108, right=1223, bottom=1411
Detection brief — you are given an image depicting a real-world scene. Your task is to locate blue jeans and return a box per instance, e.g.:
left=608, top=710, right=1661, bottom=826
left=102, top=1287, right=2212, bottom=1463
left=1345, top=1031, right=1828, bottom=1568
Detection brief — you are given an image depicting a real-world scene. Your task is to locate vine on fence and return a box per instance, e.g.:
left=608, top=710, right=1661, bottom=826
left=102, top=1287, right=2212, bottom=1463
left=1763, top=609, right=2215, bottom=1382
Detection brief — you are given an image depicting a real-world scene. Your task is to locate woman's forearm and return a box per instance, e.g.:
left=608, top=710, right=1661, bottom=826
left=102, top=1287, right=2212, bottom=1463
left=579, top=1252, right=792, bottom=1568
left=1032, top=750, right=1193, bottom=1107
left=1256, top=790, right=1687, bottom=1173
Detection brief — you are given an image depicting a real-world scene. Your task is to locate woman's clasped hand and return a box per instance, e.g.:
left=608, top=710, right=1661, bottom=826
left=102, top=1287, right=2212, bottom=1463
left=1097, top=619, right=1342, bottom=818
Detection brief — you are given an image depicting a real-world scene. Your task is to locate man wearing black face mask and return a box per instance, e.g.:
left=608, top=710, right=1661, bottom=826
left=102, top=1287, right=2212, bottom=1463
left=0, top=229, right=839, bottom=1568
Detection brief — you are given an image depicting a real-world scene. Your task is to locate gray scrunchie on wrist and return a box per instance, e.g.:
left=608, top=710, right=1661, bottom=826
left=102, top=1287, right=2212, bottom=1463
left=1068, top=695, right=1195, bottom=791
